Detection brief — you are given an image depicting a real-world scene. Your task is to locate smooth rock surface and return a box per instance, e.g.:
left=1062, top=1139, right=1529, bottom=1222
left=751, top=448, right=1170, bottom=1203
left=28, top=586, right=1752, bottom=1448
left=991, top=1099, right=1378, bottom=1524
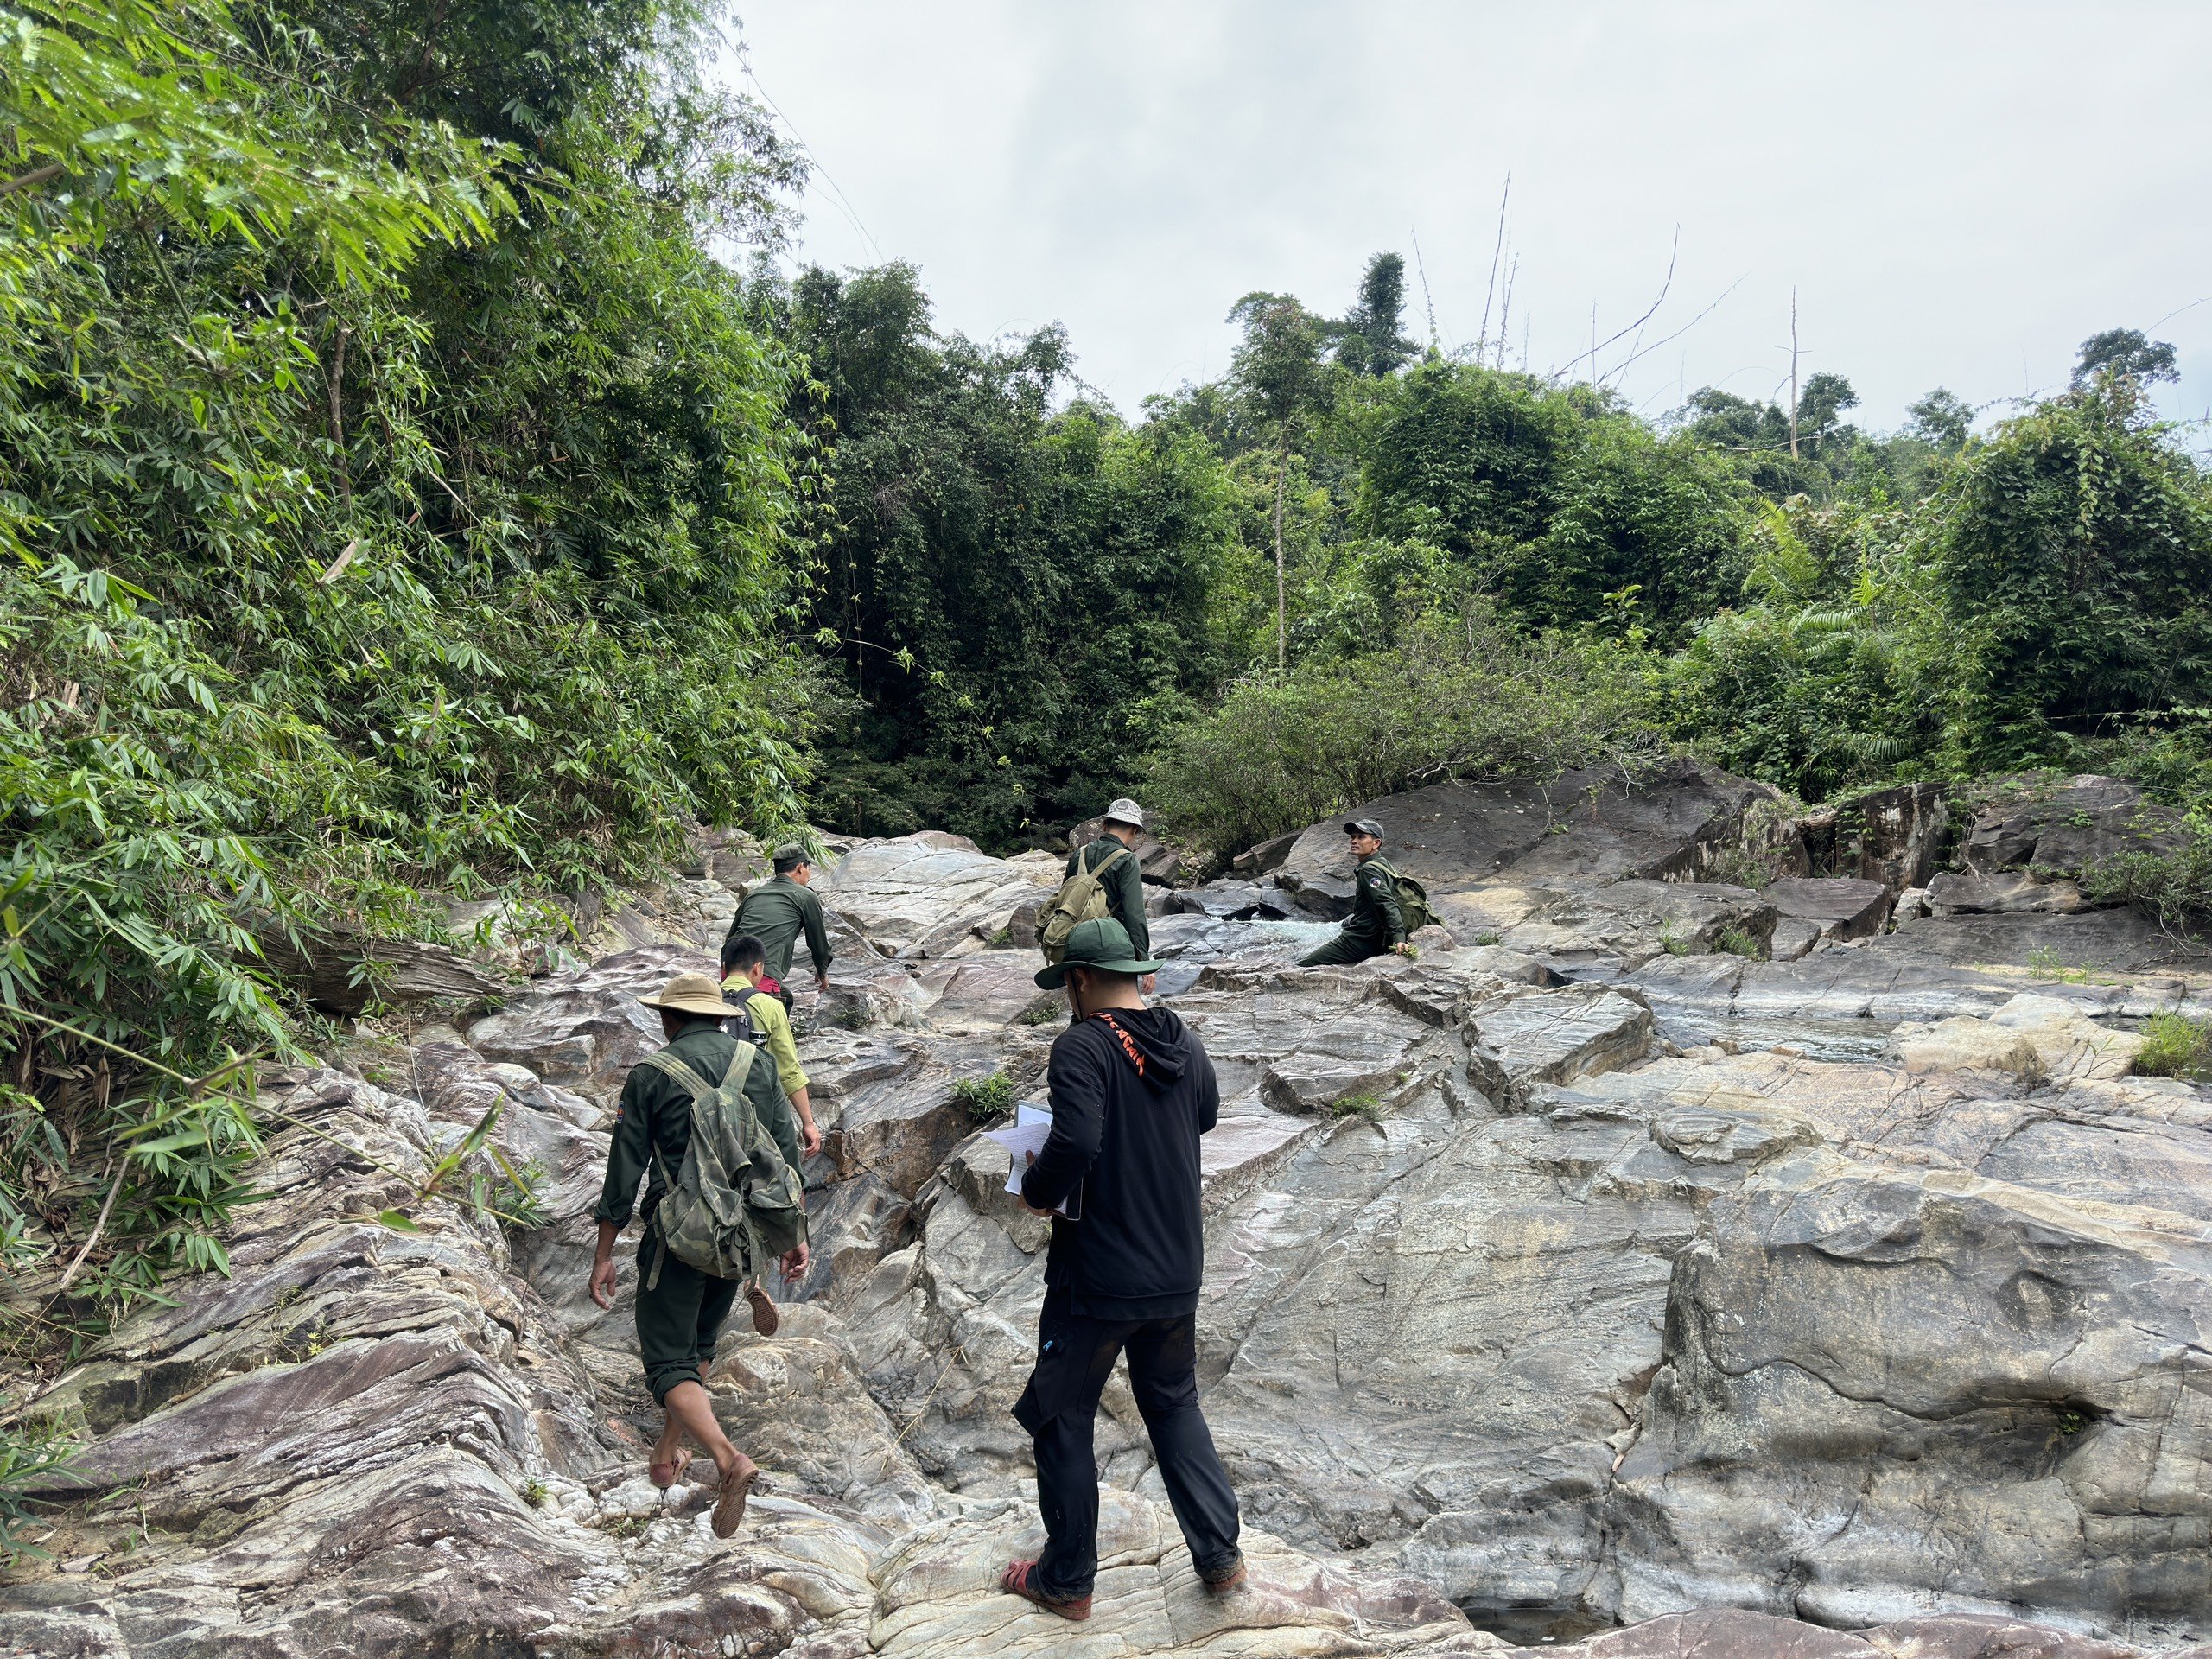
left=15, top=762, right=2212, bottom=1657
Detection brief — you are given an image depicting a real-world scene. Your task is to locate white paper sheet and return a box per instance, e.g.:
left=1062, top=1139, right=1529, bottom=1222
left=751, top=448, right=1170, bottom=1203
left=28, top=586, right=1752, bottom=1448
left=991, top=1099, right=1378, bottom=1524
left=986, top=1103, right=1075, bottom=1216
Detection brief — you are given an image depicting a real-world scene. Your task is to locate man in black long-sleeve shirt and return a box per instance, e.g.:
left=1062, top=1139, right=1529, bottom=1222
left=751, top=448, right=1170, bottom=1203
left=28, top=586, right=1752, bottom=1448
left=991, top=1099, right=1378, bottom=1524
left=999, top=918, right=1244, bottom=1622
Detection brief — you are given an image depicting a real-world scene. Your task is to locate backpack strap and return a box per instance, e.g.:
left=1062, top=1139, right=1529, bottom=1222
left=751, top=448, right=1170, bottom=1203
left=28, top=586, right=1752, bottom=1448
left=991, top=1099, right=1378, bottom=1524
left=640, top=1047, right=716, bottom=1103
left=638, top=1048, right=719, bottom=1256
left=1090, top=841, right=1134, bottom=879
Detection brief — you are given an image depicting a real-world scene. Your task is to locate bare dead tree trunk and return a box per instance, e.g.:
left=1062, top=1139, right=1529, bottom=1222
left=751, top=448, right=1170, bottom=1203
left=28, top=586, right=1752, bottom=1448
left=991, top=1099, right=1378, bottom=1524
left=1789, top=289, right=1800, bottom=461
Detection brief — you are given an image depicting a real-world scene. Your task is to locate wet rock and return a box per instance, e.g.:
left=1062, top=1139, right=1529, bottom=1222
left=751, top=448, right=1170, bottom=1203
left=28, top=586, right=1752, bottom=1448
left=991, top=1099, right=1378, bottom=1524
left=1165, top=880, right=1297, bottom=921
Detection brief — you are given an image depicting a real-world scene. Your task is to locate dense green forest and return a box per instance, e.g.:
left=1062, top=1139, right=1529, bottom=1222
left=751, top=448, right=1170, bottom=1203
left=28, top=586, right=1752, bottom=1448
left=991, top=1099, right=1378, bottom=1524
left=3, top=0, right=2210, bottom=1312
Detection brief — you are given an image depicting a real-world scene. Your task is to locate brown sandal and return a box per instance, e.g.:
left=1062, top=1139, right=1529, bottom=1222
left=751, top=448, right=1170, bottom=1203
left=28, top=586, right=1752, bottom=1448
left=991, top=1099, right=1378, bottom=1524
left=745, top=1279, right=779, bottom=1338
left=710, top=1460, right=758, bottom=1538
left=1001, top=1558, right=1092, bottom=1621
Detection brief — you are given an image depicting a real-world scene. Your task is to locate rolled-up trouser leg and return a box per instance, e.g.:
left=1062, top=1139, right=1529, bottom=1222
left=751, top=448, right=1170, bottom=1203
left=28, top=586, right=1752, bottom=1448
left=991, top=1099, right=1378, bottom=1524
left=1012, top=1293, right=1124, bottom=1602
left=1299, top=931, right=1380, bottom=968
left=633, top=1231, right=741, bottom=1405
left=1124, top=1313, right=1241, bottom=1580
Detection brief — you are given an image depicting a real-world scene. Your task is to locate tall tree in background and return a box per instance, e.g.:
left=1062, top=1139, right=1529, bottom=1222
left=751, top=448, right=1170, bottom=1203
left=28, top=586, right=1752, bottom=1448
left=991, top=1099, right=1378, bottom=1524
left=2073, top=327, right=2180, bottom=388
left=1227, top=293, right=1327, bottom=673
left=1333, top=252, right=1418, bottom=377
left=781, top=264, right=1242, bottom=847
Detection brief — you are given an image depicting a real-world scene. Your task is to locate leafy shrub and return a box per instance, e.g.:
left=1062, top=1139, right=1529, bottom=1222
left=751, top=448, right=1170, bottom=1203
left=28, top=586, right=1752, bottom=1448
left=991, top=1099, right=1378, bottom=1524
left=951, top=1072, right=1019, bottom=1125
left=0, top=0, right=814, bottom=1310
left=2084, top=814, right=2212, bottom=938
left=1147, top=602, right=1666, bottom=855
left=2133, top=1014, right=2212, bottom=1080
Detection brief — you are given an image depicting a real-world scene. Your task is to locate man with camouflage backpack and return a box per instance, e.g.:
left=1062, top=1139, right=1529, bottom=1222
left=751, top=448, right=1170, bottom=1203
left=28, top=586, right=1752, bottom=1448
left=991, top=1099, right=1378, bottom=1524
left=589, top=973, right=810, bottom=1537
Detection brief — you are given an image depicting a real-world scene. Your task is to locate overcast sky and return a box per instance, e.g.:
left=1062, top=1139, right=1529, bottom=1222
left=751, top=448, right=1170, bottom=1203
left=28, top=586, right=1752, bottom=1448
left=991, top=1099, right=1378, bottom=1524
left=730, top=3, right=2210, bottom=436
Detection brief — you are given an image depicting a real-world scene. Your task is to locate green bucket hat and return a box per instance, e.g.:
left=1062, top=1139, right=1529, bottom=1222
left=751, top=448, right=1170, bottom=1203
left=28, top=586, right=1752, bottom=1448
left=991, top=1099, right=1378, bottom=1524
left=1033, top=916, right=1163, bottom=989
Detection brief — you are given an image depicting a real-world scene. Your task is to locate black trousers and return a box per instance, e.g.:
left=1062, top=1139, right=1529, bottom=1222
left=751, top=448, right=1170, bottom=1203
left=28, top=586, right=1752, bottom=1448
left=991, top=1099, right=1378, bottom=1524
left=1012, top=1289, right=1241, bottom=1600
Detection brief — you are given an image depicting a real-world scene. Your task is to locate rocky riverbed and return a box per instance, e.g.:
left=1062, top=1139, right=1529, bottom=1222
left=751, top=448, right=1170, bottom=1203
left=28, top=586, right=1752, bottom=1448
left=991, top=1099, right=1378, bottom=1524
left=8, top=765, right=2212, bottom=1659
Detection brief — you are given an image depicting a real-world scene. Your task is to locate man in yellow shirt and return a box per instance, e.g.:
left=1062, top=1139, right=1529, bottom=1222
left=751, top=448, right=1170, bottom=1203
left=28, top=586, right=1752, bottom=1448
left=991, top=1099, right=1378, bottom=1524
left=721, top=933, right=823, bottom=1157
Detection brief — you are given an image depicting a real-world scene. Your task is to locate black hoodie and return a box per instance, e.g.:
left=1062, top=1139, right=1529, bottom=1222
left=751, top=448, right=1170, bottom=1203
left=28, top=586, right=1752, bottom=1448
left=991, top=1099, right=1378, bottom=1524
left=1020, top=1006, right=1220, bottom=1319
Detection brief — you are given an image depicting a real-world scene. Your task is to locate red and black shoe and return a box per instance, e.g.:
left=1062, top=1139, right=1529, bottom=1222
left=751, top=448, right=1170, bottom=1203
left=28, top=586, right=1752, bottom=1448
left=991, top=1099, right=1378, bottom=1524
left=1001, top=1558, right=1092, bottom=1621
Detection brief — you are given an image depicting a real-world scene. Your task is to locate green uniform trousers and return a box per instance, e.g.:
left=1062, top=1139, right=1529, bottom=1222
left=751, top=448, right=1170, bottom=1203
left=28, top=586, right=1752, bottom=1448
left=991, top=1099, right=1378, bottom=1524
left=1299, top=931, right=1389, bottom=968
left=634, top=1224, right=739, bottom=1405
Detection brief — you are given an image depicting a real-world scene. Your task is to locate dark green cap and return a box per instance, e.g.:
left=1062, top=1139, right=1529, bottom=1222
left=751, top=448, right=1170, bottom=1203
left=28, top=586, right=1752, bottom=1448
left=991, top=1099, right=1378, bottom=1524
left=1033, top=916, right=1163, bottom=988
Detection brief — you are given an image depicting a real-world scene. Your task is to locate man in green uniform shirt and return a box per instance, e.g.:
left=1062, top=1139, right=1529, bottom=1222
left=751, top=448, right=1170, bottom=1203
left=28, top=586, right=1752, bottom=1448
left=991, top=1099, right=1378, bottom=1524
left=588, top=973, right=810, bottom=1536
left=1299, top=818, right=1414, bottom=967
left=1065, top=798, right=1152, bottom=986
left=725, top=844, right=833, bottom=1002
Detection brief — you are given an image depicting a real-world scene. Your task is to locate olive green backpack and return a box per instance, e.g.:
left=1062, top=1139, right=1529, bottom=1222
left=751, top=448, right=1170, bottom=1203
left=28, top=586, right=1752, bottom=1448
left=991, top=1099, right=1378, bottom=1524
left=1366, top=859, right=1434, bottom=934
left=1039, top=842, right=1135, bottom=963
left=639, top=1044, right=806, bottom=1288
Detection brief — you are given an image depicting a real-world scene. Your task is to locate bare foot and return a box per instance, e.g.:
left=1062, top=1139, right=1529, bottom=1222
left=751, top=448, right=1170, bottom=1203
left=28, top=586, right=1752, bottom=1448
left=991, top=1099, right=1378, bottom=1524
left=649, top=1419, right=686, bottom=1488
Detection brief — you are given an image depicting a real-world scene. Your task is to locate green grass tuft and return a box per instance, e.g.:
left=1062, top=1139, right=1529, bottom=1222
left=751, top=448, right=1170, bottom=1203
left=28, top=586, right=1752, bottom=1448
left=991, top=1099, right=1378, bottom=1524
left=2134, top=1013, right=2212, bottom=1079
left=951, top=1072, right=1020, bottom=1125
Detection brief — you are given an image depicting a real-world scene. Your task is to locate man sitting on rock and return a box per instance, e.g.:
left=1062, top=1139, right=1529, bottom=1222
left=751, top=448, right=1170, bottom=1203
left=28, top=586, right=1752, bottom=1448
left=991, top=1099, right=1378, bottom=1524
left=721, top=931, right=823, bottom=1158
left=1001, top=918, right=1244, bottom=1620
left=1299, top=817, right=1414, bottom=967
left=724, top=843, right=834, bottom=1007
left=588, top=972, right=810, bottom=1537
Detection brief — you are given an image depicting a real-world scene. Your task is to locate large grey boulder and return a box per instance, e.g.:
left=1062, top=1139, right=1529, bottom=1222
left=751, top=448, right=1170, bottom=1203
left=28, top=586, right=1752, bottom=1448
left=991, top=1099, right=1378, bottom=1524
left=1067, top=814, right=1182, bottom=883
left=1783, top=779, right=1951, bottom=891
left=817, top=833, right=1058, bottom=960
left=463, top=942, right=704, bottom=1106
left=1963, top=774, right=2186, bottom=880
left=1276, top=760, right=1783, bottom=911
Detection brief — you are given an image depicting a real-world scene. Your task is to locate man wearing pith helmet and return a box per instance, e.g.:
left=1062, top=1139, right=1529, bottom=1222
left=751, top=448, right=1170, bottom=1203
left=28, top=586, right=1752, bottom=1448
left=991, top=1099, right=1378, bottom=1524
left=999, top=915, right=1244, bottom=1620
left=1298, top=817, right=1411, bottom=967
left=587, top=971, right=810, bottom=1538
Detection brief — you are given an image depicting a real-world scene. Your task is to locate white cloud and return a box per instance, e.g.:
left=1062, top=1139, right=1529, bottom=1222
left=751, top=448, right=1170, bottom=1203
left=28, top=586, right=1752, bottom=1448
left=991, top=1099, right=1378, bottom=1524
left=732, top=2, right=2212, bottom=431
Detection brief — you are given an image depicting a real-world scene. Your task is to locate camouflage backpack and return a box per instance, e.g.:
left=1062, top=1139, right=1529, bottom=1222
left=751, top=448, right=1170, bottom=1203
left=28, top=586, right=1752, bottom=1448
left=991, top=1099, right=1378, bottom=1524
left=639, top=1044, right=807, bottom=1287
left=1039, top=842, right=1135, bottom=963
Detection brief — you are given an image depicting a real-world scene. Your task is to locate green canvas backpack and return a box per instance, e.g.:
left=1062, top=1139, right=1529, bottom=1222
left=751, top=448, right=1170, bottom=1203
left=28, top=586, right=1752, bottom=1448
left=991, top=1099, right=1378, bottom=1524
left=1366, top=859, right=1434, bottom=935
left=1039, top=842, right=1135, bottom=963
left=639, top=1043, right=807, bottom=1288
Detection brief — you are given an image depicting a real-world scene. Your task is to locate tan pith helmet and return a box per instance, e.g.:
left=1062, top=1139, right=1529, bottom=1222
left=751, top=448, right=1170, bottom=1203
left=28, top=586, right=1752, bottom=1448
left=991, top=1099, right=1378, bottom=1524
left=639, top=972, right=745, bottom=1019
